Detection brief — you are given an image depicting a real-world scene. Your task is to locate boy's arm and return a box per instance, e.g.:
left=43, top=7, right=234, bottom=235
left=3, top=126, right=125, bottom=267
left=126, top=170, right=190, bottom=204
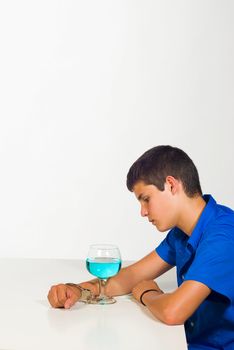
left=105, top=250, right=173, bottom=296
left=132, top=279, right=211, bottom=325
left=48, top=250, right=173, bottom=308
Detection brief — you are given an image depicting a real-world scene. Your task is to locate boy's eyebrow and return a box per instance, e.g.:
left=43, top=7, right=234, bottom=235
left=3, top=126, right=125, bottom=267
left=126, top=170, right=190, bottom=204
left=137, top=193, right=143, bottom=201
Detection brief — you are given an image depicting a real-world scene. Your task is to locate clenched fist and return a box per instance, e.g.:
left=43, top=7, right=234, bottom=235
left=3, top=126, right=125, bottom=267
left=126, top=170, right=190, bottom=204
left=47, top=281, right=99, bottom=309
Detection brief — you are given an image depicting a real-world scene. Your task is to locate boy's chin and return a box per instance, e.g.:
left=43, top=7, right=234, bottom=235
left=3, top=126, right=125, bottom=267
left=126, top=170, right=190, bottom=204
left=155, top=224, right=172, bottom=232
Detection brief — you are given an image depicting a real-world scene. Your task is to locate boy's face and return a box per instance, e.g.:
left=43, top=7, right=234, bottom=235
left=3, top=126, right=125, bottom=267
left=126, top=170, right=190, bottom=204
left=133, top=180, right=179, bottom=232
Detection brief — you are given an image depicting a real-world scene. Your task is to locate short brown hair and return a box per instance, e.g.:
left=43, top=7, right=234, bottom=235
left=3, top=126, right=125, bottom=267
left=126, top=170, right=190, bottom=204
left=126, top=145, right=202, bottom=197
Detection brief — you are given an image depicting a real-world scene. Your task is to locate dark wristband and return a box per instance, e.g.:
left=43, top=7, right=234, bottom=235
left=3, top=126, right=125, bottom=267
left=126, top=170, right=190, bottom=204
left=140, top=289, right=163, bottom=306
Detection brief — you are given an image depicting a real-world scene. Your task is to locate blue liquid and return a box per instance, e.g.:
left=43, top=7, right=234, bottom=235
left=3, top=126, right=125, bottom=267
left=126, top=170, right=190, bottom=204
left=86, top=257, right=122, bottom=279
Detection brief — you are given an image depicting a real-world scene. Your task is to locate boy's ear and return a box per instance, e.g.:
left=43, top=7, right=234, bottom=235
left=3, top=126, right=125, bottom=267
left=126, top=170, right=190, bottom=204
left=165, top=176, right=179, bottom=194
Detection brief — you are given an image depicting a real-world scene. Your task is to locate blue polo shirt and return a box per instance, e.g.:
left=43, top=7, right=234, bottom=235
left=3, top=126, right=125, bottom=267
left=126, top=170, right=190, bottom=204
left=155, top=195, right=234, bottom=350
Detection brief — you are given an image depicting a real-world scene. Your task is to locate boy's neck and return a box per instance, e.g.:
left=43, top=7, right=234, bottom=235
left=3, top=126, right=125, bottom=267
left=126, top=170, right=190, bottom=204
left=177, top=195, right=207, bottom=236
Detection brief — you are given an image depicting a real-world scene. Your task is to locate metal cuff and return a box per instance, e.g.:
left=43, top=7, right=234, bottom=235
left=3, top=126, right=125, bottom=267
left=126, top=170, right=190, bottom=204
left=65, top=283, right=93, bottom=303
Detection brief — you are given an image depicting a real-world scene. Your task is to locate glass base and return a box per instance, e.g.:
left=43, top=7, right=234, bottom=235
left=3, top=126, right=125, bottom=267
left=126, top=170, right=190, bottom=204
left=88, top=296, right=116, bottom=305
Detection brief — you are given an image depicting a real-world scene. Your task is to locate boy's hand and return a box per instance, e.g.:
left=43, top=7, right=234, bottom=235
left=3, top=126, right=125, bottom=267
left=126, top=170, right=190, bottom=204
left=47, top=282, right=99, bottom=309
left=132, top=280, right=163, bottom=304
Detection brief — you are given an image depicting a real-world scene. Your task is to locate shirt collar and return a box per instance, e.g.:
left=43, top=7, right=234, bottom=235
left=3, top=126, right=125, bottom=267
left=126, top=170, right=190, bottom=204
left=187, top=194, right=217, bottom=250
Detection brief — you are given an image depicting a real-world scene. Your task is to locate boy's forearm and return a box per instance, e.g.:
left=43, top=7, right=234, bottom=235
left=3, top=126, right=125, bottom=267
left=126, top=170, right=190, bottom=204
left=105, top=266, right=135, bottom=296
left=81, top=251, right=172, bottom=298
left=142, top=291, right=180, bottom=325
left=143, top=280, right=212, bottom=325
left=80, top=266, right=134, bottom=297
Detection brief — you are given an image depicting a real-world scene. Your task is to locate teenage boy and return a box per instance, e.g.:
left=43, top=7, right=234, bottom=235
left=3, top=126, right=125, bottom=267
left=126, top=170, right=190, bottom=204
left=48, top=145, right=234, bottom=350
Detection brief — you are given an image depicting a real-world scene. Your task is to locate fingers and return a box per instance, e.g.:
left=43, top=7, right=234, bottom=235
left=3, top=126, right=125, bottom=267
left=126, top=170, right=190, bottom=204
left=64, top=288, right=80, bottom=309
left=47, top=285, right=62, bottom=308
left=57, top=285, right=68, bottom=306
left=47, top=284, right=80, bottom=309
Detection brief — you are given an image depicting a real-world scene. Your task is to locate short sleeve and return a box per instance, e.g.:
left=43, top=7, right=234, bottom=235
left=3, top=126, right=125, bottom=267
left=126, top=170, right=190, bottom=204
left=185, top=227, right=234, bottom=303
left=155, top=229, right=177, bottom=266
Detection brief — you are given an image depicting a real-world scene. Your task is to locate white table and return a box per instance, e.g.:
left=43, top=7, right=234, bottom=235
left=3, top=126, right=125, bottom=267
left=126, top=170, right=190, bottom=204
left=0, top=259, right=187, bottom=350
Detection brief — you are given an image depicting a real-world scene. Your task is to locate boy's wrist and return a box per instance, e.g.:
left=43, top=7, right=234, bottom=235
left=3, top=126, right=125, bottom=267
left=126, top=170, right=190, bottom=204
left=140, top=288, right=163, bottom=306
left=65, top=283, right=93, bottom=302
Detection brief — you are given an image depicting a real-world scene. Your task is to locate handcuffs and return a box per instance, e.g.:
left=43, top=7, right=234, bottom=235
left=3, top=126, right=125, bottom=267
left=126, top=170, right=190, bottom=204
left=66, top=283, right=93, bottom=303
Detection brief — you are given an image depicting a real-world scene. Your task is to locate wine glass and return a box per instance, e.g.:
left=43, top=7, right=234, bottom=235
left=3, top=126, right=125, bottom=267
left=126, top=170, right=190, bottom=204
left=86, top=244, right=122, bottom=304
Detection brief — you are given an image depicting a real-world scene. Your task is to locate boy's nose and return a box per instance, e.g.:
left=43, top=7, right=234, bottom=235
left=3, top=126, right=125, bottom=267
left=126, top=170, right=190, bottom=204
left=141, top=206, right=148, bottom=217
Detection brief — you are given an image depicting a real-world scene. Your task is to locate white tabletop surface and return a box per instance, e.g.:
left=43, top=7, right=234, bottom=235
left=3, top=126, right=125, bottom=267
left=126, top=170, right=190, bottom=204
left=0, top=259, right=187, bottom=350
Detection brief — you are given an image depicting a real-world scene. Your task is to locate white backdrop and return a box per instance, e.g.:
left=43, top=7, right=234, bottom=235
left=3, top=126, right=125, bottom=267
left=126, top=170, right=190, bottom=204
left=0, top=0, right=233, bottom=260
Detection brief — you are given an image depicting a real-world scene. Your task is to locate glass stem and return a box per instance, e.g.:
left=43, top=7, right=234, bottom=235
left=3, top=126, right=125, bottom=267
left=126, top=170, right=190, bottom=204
left=98, top=278, right=107, bottom=299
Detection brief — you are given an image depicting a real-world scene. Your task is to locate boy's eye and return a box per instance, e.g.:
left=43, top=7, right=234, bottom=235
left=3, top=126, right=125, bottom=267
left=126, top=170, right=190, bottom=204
left=143, top=197, right=149, bottom=203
